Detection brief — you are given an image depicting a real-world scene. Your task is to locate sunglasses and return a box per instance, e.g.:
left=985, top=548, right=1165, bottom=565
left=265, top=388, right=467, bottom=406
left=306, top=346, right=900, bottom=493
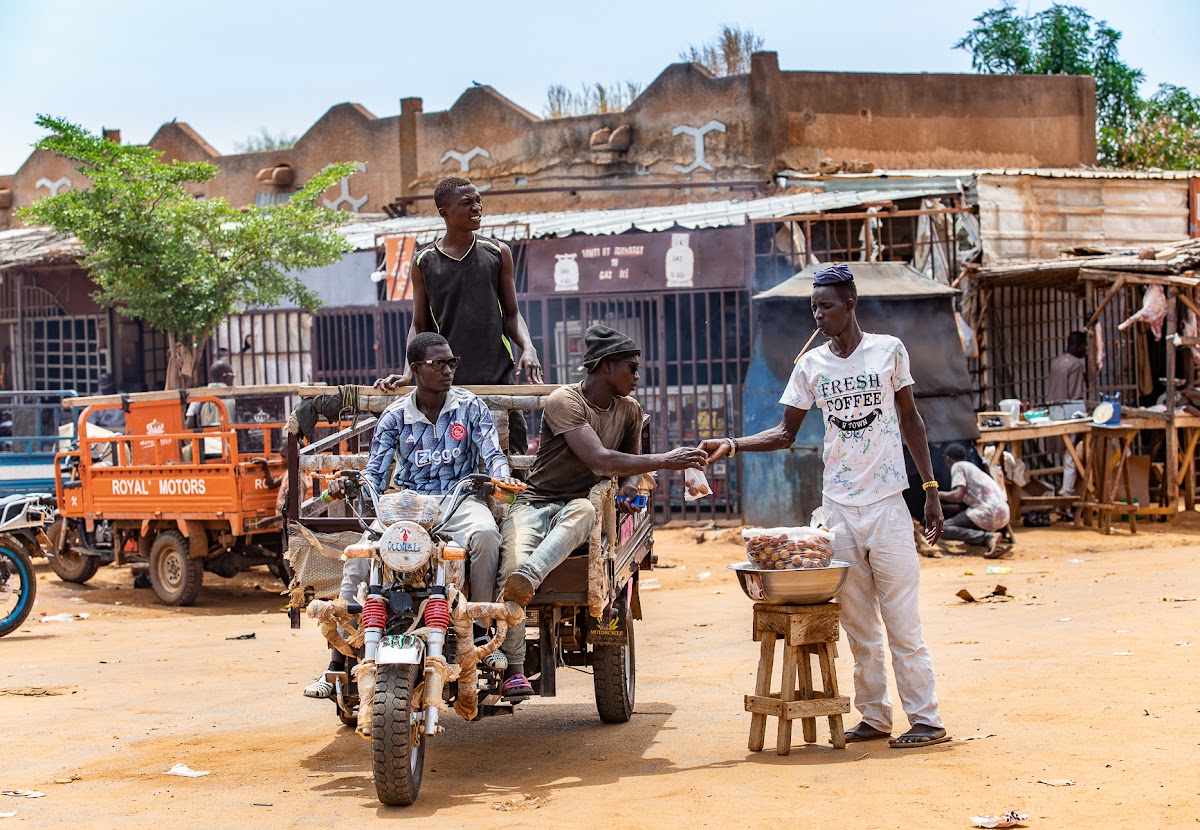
left=413, top=357, right=461, bottom=371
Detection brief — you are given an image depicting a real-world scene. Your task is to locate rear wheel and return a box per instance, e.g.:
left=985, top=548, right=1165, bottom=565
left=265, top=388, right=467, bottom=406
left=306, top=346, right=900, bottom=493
left=593, top=611, right=636, bottom=723
left=46, top=522, right=99, bottom=584
left=149, top=531, right=204, bottom=606
left=372, top=663, right=425, bottom=806
left=0, top=539, right=36, bottom=637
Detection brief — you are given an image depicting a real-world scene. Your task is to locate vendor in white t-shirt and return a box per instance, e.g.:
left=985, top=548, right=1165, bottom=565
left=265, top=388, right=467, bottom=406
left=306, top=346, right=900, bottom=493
left=701, top=263, right=949, bottom=749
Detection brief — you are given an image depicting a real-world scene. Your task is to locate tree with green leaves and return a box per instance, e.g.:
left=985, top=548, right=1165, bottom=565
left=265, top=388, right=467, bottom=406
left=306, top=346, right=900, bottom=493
left=18, top=115, right=358, bottom=388
left=956, top=3, right=1198, bottom=169
left=233, top=127, right=298, bottom=153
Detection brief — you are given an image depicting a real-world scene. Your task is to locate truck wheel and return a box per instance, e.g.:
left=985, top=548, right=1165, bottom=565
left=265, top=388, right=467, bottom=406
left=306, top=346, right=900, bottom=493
left=149, top=531, right=204, bottom=606
left=0, top=539, right=36, bottom=637
left=372, top=663, right=425, bottom=806
left=593, top=615, right=636, bottom=723
left=44, top=522, right=100, bottom=584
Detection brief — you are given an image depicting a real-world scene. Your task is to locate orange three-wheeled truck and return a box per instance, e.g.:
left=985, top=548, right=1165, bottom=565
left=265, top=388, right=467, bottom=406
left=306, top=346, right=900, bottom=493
left=52, top=385, right=298, bottom=605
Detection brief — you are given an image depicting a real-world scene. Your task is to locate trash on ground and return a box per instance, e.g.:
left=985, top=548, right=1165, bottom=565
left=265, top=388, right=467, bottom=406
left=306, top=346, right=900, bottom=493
left=0, top=811, right=15, bottom=818
left=52, top=774, right=81, bottom=784
left=957, top=734, right=997, bottom=741
left=1038, top=778, right=1075, bottom=786
left=957, top=589, right=977, bottom=603
left=1112, top=651, right=1134, bottom=656
left=971, top=812, right=1029, bottom=828
left=1067, top=558, right=1085, bottom=563
left=1175, top=641, right=1192, bottom=647
left=1162, top=596, right=1196, bottom=602
left=0, top=686, right=71, bottom=697
left=492, top=793, right=549, bottom=811
left=957, top=585, right=1010, bottom=603
left=963, top=570, right=975, bottom=576
left=225, top=633, right=256, bottom=640
left=1, top=791, right=45, bottom=799
left=1057, top=617, right=1072, bottom=622
left=164, top=763, right=210, bottom=778
left=39, top=613, right=89, bottom=623
left=696, top=571, right=711, bottom=580
left=986, top=566, right=1012, bottom=575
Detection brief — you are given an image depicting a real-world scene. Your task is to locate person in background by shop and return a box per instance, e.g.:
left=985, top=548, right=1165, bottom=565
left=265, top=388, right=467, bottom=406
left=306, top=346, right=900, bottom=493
left=937, top=443, right=1012, bottom=558
left=1049, top=331, right=1087, bottom=495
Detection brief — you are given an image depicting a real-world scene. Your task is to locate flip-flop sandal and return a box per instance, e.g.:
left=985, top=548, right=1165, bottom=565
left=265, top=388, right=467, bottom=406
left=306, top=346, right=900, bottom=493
left=501, top=673, right=534, bottom=701
left=984, top=542, right=1014, bottom=560
left=842, top=723, right=891, bottom=743
left=889, top=728, right=951, bottom=748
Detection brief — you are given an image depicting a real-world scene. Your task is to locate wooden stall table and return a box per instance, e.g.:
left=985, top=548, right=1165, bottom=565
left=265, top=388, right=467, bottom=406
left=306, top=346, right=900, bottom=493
left=1118, top=409, right=1200, bottom=514
left=1076, top=423, right=1141, bottom=533
left=976, top=419, right=1092, bottom=520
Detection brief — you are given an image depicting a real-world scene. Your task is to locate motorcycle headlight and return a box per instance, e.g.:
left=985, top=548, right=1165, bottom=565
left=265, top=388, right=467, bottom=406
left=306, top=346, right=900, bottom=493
left=377, top=520, right=432, bottom=574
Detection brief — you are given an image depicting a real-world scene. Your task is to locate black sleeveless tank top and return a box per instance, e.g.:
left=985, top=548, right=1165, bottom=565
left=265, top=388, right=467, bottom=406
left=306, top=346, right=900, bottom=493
left=414, top=234, right=515, bottom=385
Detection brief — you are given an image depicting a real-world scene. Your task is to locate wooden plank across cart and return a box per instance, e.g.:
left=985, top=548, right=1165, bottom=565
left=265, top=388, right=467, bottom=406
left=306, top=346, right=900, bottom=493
left=976, top=419, right=1092, bottom=519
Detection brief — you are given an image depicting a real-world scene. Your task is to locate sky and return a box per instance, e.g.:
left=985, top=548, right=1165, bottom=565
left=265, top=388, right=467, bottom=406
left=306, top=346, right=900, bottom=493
left=2, top=0, right=1198, bottom=173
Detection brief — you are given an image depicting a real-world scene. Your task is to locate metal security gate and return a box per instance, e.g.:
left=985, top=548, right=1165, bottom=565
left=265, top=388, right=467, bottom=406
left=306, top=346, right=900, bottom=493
left=522, top=290, right=750, bottom=522
left=312, top=304, right=414, bottom=386
left=22, top=315, right=110, bottom=392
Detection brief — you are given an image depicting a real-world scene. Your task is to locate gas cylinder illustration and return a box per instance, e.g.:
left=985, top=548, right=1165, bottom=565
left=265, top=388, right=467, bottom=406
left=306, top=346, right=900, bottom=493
left=665, top=233, right=695, bottom=288
left=554, top=253, right=580, bottom=292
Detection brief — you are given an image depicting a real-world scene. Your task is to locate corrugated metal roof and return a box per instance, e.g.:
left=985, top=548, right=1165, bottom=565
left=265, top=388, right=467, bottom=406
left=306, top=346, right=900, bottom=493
left=337, top=186, right=959, bottom=250
left=0, top=226, right=80, bottom=271
left=755, top=262, right=958, bottom=300
left=779, top=167, right=1199, bottom=180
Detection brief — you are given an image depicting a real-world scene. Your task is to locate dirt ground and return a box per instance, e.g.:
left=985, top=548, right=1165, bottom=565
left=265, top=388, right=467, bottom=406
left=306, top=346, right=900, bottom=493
left=2, top=519, right=1198, bottom=830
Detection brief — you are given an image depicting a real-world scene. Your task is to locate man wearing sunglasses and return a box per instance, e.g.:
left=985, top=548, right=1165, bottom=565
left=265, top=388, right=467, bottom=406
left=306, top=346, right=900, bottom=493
left=494, top=325, right=709, bottom=699
left=304, top=331, right=517, bottom=699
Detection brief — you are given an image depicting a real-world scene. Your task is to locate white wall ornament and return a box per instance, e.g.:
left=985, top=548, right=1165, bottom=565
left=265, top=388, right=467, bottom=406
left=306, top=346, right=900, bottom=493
left=35, top=177, right=71, bottom=195
left=440, top=147, right=492, bottom=191
left=672, top=121, right=726, bottom=174
left=323, top=176, right=367, bottom=213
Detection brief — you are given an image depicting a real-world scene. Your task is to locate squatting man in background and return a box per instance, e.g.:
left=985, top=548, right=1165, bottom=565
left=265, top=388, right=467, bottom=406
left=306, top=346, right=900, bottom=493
left=496, top=325, right=708, bottom=699
left=937, top=443, right=1012, bottom=558
left=303, top=332, right=519, bottom=699
left=701, top=263, right=951, bottom=749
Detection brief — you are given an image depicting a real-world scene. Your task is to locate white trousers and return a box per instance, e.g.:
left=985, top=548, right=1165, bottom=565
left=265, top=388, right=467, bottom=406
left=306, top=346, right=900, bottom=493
left=824, top=492, right=942, bottom=731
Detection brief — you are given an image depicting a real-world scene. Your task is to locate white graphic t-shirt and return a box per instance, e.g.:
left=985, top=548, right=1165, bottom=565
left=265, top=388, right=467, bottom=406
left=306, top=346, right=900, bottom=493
left=780, top=332, right=914, bottom=507
left=950, top=460, right=1010, bottom=531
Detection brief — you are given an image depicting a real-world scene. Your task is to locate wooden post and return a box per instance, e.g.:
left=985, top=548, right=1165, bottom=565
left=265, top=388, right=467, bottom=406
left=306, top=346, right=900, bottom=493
left=1167, top=286, right=1180, bottom=511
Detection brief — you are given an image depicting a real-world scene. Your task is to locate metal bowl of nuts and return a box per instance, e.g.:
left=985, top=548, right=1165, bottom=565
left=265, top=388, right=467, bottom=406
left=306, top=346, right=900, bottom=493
left=727, top=560, right=851, bottom=605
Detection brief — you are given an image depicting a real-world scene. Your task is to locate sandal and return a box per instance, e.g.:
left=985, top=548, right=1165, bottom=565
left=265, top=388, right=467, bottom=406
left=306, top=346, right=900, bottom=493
left=889, top=725, right=951, bottom=748
left=983, top=536, right=1014, bottom=559
left=303, top=677, right=334, bottom=699
left=475, top=636, right=509, bottom=672
left=501, top=673, right=534, bottom=700
left=842, top=722, right=891, bottom=743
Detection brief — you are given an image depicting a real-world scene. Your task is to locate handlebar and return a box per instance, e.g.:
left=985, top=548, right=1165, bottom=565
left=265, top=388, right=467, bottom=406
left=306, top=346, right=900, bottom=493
left=328, top=471, right=527, bottom=535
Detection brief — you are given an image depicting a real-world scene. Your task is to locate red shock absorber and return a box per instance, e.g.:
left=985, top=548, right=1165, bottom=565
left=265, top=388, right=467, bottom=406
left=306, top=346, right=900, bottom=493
left=424, top=595, right=450, bottom=630
left=361, top=596, right=387, bottom=630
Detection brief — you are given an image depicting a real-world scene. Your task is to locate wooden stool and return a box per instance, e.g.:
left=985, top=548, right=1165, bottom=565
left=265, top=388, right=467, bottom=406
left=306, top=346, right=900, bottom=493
left=746, top=602, right=850, bottom=755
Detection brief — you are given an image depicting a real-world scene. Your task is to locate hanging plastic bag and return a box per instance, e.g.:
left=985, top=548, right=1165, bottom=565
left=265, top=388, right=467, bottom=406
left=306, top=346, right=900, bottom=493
left=683, top=467, right=711, bottom=501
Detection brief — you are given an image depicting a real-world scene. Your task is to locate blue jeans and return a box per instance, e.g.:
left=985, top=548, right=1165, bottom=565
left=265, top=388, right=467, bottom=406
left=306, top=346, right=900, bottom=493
left=498, top=499, right=597, bottom=664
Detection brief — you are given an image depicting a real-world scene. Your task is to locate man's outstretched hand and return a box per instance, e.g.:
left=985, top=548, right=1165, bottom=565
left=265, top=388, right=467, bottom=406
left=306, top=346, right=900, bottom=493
left=698, top=438, right=730, bottom=463
left=662, top=446, right=709, bottom=470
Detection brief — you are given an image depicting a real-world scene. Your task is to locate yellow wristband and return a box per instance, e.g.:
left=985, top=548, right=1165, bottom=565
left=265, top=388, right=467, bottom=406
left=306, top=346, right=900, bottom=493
left=921, top=480, right=939, bottom=491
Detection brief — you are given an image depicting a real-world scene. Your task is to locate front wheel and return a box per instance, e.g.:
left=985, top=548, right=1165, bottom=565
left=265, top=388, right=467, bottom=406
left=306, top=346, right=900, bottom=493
left=0, top=539, right=36, bottom=637
left=372, top=663, right=425, bottom=806
left=149, top=531, right=204, bottom=606
left=593, top=613, right=636, bottom=723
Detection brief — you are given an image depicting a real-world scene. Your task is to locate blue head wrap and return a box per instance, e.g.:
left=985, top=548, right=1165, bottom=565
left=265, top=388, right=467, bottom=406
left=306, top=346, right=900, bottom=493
left=812, top=263, right=854, bottom=285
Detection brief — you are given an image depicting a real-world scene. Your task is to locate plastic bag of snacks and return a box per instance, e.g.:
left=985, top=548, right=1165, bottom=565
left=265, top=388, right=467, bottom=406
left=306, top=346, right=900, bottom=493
left=683, top=467, right=712, bottom=501
left=742, top=526, right=835, bottom=570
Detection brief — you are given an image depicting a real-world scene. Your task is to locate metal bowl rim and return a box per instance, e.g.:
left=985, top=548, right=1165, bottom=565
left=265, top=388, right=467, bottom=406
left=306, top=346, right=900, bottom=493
left=727, top=559, right=851, bottom=572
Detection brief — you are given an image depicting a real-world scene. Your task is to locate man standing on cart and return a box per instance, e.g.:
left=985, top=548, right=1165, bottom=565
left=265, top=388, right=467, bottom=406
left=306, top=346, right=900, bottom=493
left=497, top=325, right=708, bottom=699
left=376, top=176, right=541, bottom=452
left=700, top=263, right=951, bottom=749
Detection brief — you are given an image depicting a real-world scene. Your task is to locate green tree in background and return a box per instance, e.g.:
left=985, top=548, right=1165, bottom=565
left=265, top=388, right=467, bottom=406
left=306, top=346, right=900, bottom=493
left=19, top=115, right=358, bottom=388
left=233, top=127, right=298, bottom=153
left=956, top=3, right=1199, bottom=169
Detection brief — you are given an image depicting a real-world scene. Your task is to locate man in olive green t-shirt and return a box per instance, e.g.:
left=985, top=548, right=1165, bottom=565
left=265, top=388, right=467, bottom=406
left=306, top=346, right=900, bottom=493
left=494, top=325, right=707, bottom=699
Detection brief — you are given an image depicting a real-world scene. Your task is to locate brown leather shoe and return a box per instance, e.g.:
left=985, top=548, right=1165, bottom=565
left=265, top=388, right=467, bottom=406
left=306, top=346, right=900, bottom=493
left=502, top=571, right=536, bottom=605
